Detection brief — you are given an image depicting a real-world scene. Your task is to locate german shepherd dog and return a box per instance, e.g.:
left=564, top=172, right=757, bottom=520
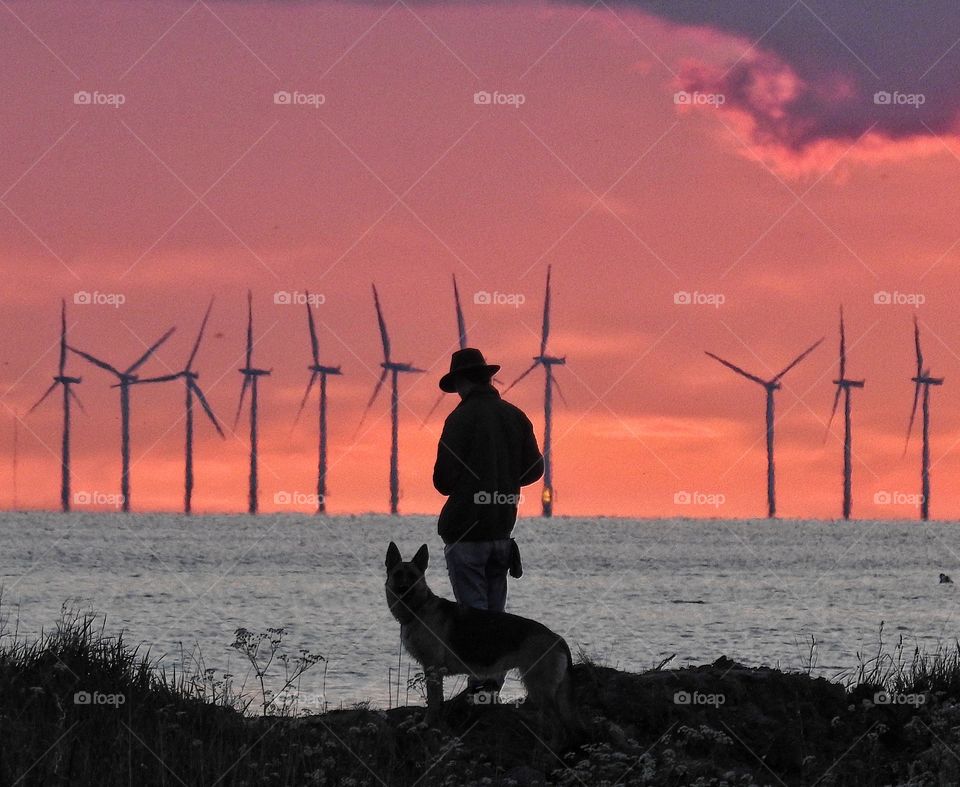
left=385, top=542, right=580, bottom=738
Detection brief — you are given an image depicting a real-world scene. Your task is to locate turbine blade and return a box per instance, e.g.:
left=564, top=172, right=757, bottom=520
left=834, top=308, right=845, bottom=382
left=293, top=372, right=318, bottom=425
left=552, top=376, right=568, bottom=407
left=704, top=352, right=767, bottom=386
left=773, top=338, right=823, bottom=381
left=372, top=284, right=391, bottom=362
left=186, top=297, right=214, bottom=371
left=191, top=380, right=224, bottom=437
left=245, top=290, right=254, bottom=369
left=420, top=392, right=445, bottom=428
left=825, top=385, right=842, bottom=439
left=541, top=265, right=552, bottom=356
left=69, top=346, right=121, bottom=377
left=127, top=327, right=176, bottom=374
left=914, top=315, right=923, bottom=377
left=358, top=369, right=388, bottom=427
left=59, top=299, right=67, bottom=376
left=452, top=274, right=467, bottom=349
left=69, top=387, right=86, bottom=415
left=305, top=292, right=320, bottom=365
left=27, top=381, right=58, bottom=415
left=234, top=375, right=251, bottom=429
left=905, top=381, right=922, bottom=453
left=130, top=373, right=181, bottom=384
left=504, top=361, right=540, bottom=394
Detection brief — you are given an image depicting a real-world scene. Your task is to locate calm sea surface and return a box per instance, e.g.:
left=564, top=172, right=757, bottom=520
left=2, top=512, right=959, bottom=709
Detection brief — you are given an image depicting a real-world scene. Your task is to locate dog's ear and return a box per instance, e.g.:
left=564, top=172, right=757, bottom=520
left=412, top=544, right=429, bottom=573
left=385, top=542, right=402, bottom=572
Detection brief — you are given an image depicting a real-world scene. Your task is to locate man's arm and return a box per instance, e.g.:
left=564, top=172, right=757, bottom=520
left=433, top=412, right=469, bottom=495
left=518, top=414, right=544, bottom=486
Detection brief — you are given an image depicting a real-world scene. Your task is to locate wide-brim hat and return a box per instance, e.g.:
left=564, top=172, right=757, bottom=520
left=439, top=347, right=500, bottom=392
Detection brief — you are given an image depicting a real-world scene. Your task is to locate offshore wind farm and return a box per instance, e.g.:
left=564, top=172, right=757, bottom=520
left=3, top=285, right=952, bottom=522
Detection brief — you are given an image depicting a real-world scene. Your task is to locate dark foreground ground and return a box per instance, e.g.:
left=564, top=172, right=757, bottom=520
left=3, top=614, right=960, bottom=786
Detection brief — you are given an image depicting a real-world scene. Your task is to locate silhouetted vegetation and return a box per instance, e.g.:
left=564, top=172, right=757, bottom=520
left=4, top=607, right=960, bottom=785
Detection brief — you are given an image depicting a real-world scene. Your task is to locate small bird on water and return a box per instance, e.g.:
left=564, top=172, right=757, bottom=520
left=940, top=573, right=953, bottom=584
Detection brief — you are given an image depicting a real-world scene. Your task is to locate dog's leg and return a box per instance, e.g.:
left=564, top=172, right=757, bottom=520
left=555, top=666, right=584, bottom=744
left=520, top=648, right=576, bottom=750
left=425, top=666, right=444, bottom=727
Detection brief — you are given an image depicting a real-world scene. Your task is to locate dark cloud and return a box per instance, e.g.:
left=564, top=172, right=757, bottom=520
left=613, top=0, right=960, bottom=149
left=221, top=0, right=960, bottom=149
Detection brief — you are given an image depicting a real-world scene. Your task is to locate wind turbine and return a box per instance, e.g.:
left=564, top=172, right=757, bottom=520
left=234, top=291, right=271, bottom=514
left=825, top=307, right=864, bottom=520
left=504, top=265, right=565, bottom=518
left=905, top=316, right=943, bottom=521
left=705, top=337, right=823, bottom=518
left=422, top=274, right=468, bottom=424
left=28, top=299, right=83, bottom=512
left=70, top=325, right=175, bottom=512
left=360, top=284, right=423, bottom=515
left=294, top=291, right=341, bottom=514
left=131, top=298, right=224, bottom=513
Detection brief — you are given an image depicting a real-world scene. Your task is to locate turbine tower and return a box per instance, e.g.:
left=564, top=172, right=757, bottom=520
left=905, top=316, right=943, bottom=521
left=825, top=307, right=864, bottom=520
left=234, top=291, right=271, bottom=515
left=705, top=337, right=823, bottom=518
left=423, top=274, right=468, bottom=424
left=70, top=326, right=175, bottom=512
left=504, top=265, right=566, bottom=518
left=131, top=298, right=225, bottom=513
left=28, top=299, right=83, bottom=512
left=294, top=291, right=341, bottom=514
left=360, top=284, right=423, bottom=515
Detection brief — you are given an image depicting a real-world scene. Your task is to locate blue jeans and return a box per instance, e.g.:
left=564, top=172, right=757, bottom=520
left=444, top=539, right=513, bottom=692
left=444, top=539, right=513, bottom=612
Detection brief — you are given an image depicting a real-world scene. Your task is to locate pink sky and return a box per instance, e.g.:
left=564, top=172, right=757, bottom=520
left=3, top=0, right=960, bottom=519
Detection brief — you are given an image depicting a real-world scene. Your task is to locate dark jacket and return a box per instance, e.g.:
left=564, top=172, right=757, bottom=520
left=433, top=385, right=544, bottom=544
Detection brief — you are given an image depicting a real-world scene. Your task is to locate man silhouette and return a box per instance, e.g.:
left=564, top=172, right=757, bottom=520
left=433, top=347, right=544, bottom=701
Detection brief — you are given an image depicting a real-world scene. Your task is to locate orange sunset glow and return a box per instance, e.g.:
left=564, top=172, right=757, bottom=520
left=4, top=0, right=960, bottom=519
